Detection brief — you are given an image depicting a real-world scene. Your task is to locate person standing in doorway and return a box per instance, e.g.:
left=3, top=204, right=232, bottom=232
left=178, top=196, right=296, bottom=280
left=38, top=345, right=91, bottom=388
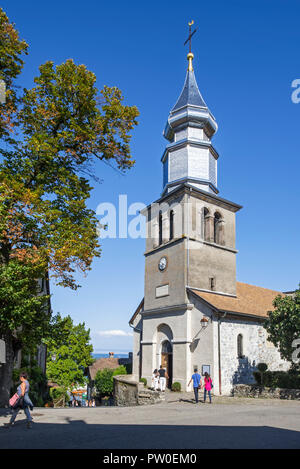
left=158, top=365, right=168, bottom=392
left=188, top=368, right=202, bottom=404
left=203, top=372, right=213, bottom=404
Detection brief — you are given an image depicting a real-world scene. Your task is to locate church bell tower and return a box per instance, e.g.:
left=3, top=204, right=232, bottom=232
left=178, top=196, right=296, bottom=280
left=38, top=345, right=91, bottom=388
left=134, top=23, right=243, bottom=391
left=142, top=26, right=242, bottom=313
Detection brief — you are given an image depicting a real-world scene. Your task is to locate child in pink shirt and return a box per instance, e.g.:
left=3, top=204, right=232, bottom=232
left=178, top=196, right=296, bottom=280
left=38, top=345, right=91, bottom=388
left=203, top=372, right=213, bottom=404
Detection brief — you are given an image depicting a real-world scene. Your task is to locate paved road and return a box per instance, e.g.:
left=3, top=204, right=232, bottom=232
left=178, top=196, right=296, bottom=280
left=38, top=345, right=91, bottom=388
left=1, top=395, right=300, bottom=449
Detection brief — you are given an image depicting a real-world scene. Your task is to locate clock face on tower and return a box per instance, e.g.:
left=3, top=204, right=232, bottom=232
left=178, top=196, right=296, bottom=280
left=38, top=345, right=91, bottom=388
left=158, top=257, right=167, bottom=272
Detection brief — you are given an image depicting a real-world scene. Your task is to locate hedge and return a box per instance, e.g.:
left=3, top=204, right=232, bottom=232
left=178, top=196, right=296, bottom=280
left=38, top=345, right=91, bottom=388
left=253, top=370, right=300, bottom=389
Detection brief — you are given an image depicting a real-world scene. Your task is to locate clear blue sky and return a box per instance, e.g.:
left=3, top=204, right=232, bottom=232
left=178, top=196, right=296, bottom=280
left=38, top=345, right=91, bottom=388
left=3, top=0, right=300, bottom=352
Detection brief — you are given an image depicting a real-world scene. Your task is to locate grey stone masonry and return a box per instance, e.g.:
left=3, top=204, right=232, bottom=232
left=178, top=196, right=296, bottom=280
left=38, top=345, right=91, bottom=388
left=233, top=384, right=300, bottom=400
left=113, top=375, right=165, bottom=407
left=219, top=318, right=289, bottom=394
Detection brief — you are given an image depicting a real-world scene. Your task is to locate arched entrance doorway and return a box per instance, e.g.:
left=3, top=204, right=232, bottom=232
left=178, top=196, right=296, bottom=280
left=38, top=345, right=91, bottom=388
left=161, top=340, right=173, bottom=389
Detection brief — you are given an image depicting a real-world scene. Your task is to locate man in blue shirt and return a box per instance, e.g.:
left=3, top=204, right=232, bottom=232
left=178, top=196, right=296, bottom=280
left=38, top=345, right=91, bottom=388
left=188, top=368, right=202, bottom=404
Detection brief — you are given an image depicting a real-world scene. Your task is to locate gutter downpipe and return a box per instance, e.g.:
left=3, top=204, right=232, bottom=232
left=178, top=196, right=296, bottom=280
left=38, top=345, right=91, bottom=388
left=218, top=312, right=227, bottom=395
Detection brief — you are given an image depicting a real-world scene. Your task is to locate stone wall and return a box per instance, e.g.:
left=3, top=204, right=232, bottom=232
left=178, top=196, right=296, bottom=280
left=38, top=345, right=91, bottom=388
left=233, top=384, right=300, bottom=400
left=113, top=375, right=164, bottom=407
left=219, top=318, right=289, bottom=395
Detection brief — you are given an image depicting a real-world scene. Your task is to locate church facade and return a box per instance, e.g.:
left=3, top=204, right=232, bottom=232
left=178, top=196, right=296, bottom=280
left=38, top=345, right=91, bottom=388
left=129, top=50, right=289, bottom=395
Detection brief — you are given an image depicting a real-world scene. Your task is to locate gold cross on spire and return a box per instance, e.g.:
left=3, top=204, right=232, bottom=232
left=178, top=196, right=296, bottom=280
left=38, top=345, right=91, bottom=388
left=184, top=20, right=197, bottom=71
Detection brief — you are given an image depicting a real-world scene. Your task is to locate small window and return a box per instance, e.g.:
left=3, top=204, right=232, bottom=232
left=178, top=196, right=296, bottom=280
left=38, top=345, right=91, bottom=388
left=209, top=277, right=215, bottom=291
left=237, top=334, right=244, bottom=358
left=169, top=210, right=174, bottom=240
left=159, top=211, right=163, bottom=245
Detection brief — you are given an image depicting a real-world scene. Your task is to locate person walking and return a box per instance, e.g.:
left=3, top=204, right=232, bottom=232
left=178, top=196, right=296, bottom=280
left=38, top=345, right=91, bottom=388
left=152, top=369, right=159, bottom=391
left=203, top=372, right=213, bottom=404
left=188, top=368, right=202, bottom=404
left=158, top=365, right=168, bottom=392
left=6, top=372, right=33, bottom=429
left=67, top=390, right=73, bottom=407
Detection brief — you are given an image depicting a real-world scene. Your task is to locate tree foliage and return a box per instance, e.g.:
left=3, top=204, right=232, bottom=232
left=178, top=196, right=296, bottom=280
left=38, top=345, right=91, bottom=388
left=0, top=8, right=138, bottom=404
left=0, top=7, right=28, bottom=137
left=45, top=314, right=94, bottom=390
left=1, top=59, right=138, bottom=289
left=265, top=288, right=300, bottom=369
left=0, top=260, right=50, bottom=349
left=94, top=365, right=127, bottom=396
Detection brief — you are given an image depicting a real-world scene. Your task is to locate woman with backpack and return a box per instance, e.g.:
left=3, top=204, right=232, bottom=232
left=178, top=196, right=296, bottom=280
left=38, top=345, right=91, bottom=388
left=203, top=372, right=213, bottom=404
left=6, top=372, right=34, bottom=429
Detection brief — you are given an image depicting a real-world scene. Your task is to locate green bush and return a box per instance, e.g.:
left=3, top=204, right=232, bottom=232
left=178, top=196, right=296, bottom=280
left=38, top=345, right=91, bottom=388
left=253, top=370, right=300, bottom=389
left=257, top=363, right=268, bottom=373
left=253, top=371, right=262, bottom=385
left=49, top=387, right=69, bottom=407
left=139, top=378, right=147, bottom=387
left=256, top=363, right=268, bottom=386
left=95, top=366, right=127, bottom=396
left=171, top=382, right=181, bottom=392
left=95, top=369, right=114, bottom=396
left=113, top=365, right=127, bottom=377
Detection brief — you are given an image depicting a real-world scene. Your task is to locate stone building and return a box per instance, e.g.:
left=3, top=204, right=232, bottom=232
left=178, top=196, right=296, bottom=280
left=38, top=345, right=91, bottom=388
left=129, top=48, right=290, bottom=395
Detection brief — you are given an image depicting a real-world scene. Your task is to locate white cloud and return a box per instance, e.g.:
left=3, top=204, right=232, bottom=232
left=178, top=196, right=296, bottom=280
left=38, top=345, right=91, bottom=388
left=96, top=329, right=133, bottom=337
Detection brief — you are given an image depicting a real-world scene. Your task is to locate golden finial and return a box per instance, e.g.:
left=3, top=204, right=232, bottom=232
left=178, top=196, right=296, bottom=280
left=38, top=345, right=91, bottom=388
left=187, top=52, right=194, bottom=71
left=184, top=20, right=197, bottom=71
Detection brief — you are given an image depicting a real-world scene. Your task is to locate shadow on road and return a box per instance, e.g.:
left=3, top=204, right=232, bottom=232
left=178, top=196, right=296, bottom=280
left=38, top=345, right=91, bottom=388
left=0, top=419, right=300, bottom=449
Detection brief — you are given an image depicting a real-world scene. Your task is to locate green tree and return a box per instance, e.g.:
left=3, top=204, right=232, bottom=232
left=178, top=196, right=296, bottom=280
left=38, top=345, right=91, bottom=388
left=265, top=287, right=300, bottom=369
left=0, top=7, right=28, bottom=137
left=0, top=9, right=138, bottom=405
left=95, top=365, right=127, bottom=396
left=45, top=314, right=94, bottom=391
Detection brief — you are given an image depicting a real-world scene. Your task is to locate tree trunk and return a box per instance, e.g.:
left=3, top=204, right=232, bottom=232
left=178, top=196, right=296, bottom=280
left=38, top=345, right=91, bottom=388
left=0, top=332, right=15, bottom=407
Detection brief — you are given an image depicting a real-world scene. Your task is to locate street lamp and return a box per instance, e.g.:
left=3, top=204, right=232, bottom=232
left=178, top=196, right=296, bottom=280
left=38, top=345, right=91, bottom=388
left=200, top=318, right=209, bottom=329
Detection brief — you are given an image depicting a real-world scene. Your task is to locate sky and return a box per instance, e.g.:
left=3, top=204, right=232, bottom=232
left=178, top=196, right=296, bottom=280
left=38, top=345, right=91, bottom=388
left=2, top=0, right=300, bottom=353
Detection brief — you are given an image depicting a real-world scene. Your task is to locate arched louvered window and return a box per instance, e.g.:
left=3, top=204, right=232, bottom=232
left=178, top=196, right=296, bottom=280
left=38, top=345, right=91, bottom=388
left=214, top=212, right=222, bottom=244
left=204, top=207, right=210, bottom=241
left=237, top=334, right=244, bottom=358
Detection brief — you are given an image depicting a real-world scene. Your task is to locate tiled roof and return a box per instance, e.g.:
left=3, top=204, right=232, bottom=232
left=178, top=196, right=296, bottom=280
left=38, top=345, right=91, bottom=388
left=172, top=69, right=207, bottom=112
left=189, top=282, right=283, bottom=318
left=88, top=358, right=121, bottom=380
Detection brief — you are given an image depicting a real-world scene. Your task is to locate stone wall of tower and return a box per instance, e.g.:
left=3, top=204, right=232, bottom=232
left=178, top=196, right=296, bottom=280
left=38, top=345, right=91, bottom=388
left=185, top=191, right=238, bottom=296
left=143, top=187, right=239, bottom=310
left=188, top=241, right=237, bottom=295
left=144, top=241, right=187, bottom=311
left=144, top=191, right=188, bottom=311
